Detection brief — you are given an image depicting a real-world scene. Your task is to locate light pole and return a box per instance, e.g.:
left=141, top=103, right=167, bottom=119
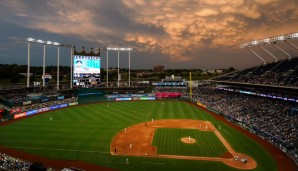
left=70, top=47, right=73, bottom=89
left=240, top=32, right=298, bottom=63
left=26, top=38, right=72, bottom=89
left=43, top=43, right=46, bottom=87
left=106, top=50, right=109, bottom=87
left=27, top=40, right=32, bottom=87
left=106, top=47, right=132, bottom=87
left=57, top=46, right=60, bottom=90
left=118, top=50, right=120, bottom=87
left=129, top=50, right=131, bottom=87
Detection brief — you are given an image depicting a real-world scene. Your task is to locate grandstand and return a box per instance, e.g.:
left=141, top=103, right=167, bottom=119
left=207, top=33, right=298, bottom=165
left=213, top=57, right=298, bottom=87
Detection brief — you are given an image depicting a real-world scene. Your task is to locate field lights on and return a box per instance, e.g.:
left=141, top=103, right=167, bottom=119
left=252, top=40, right=259, bottom=45
left=53, top=42, right=60, bottom=46
left=286, top=32, right=298, bottom=39
left=27, top=38, right=35, bottom=42
left=107, top=47, right=132, bottom=51
left=37, top=39, right=45, bottom=43
left=240, top=32, right=298, bottom=48
left=27, top=38, right=62, bottom=46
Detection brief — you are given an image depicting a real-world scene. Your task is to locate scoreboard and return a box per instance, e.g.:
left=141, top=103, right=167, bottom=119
left=73, top=56, right=101, bottom=86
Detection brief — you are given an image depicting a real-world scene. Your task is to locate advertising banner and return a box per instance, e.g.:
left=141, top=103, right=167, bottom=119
left=49, top=105, right=61, bottom=110
left=10, top=108, right=21, bottom=115
left=23, top=101, right=32, bottom=106
left=197, top=102, right=206, bottom=108
left=69, top=102, right=78, bottom=106
left=116, top=98, right=132, bottom=101
left=57, top=96, right=65, bottom=100
left=147, top=97, right=156, bottom=100
left=14, top=112, right=27, bottom=119
left=38, top=107, right=49, bottom=113
left=59, top=104, right=68, bottom=108
left=26, top=110, right=38, bottom=116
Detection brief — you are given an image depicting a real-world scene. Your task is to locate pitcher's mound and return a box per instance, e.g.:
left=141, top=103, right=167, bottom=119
left=181, top=137, right=196, bottom=144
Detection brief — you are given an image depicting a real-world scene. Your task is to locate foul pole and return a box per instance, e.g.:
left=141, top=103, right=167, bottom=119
left=189, top=72, right=192, bottom=102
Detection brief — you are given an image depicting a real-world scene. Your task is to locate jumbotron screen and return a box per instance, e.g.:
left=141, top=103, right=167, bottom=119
left=73, top=55, right=101, bottom=86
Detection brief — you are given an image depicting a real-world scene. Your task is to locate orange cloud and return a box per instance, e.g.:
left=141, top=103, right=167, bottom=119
left=3, top=0, right=297, bottom=65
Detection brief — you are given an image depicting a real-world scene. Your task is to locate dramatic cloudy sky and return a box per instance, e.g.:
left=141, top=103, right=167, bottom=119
left=0, top=0, right=298, bottom=69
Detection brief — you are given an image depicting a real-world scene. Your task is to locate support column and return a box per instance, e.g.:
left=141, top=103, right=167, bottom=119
left=118, top=51, right=120, bottom=87
left=57, top=46, right=60, bottom=90
left=273, top=44, right=291, bottom=60
left=285, top=40, right=298, bottom=51
left=247, top=47, right=266, bottom=65
left=27, top=42, right=31, bottom=87
left=43, top=44, right=46, bottom=87
left=107, top=50, right=109, bottom=87
left=128, top=51, right=131, bottom=87
left=259, top=45, right=278, bottom=62
left=70, top=47, right=73, bottom=89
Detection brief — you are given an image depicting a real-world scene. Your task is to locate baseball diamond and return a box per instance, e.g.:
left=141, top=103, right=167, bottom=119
left=110, top=119, right=257, bottom=169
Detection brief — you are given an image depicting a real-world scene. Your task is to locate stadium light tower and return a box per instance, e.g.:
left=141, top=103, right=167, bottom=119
left=285, top=32, right=298, bottom=50
left=240, top=32, right=298, bottom=64
left=106, top=47, right=133, bottom=87
left=27, top=38, right=73, bottom=89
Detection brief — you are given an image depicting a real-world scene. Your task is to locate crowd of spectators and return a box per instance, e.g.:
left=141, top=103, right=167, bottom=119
left=17, top=97, right=78, bottom=113
left=192, top=86, right=298, bottom=163
left=0, top=87, right=62, bottom=107
left=1, top=153, right=30, bottom=171
left=0, top=86, right=78, bottom=115
left=0, top=152, right=79, bottom=171
left=214, top=57, right=298, bottom=87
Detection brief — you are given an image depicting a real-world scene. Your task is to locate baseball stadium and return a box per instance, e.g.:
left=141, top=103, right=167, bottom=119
left=1, top=1, right=298, bottom=171
left=0, top=83, right=297, bottom=171
left=1, top=59, right=298, bottom=171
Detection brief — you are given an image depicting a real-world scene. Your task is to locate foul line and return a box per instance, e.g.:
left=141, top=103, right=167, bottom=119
left=3, top=146, right=109, bottom=154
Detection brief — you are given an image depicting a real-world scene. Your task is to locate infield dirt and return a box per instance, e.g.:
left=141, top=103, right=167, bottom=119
left=110, top=119, right=257, bottom=170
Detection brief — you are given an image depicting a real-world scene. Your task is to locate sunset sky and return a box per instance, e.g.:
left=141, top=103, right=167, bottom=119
left=0, top=0, right=298, bottom=69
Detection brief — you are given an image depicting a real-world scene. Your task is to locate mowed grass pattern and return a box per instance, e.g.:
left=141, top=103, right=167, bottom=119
left=153, top=128, right=227, bottom=157
left=0, top=101, right=276, bottom=171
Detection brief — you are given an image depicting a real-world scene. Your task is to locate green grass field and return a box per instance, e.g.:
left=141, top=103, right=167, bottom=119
left=152, top=128, right=227, bottom=157
left=0, top=101, right=276, bottom=171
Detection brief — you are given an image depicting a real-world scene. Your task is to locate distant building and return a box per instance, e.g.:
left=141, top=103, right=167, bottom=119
left=152, top=75, right=187, bottom=87
left=153, top=65, right=165, bottom=73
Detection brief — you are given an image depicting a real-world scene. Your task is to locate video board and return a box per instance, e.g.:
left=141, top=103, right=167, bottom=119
left=73, top=56, right=101, bottom=86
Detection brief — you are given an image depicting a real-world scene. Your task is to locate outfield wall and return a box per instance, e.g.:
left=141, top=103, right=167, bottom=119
left=12, top=102, right=78, bottom=120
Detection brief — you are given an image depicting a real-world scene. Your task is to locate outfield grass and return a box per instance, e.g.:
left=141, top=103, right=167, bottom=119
left=152, top=128, right=227, bottom=157
left=0, top=101, right=276, bottom=171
